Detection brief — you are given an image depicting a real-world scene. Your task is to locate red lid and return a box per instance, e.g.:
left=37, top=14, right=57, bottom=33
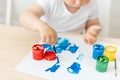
left=44, top=51, right=56, bottom=61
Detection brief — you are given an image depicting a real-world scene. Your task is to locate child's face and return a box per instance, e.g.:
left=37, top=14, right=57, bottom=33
left=64, top=0, right=82, bottom=8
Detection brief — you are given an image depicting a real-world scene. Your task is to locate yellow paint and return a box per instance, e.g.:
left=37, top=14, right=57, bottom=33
left=104, top=45, right=117, bottom=62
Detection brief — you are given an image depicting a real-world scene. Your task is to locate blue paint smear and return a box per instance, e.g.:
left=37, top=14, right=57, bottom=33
left=43, top=37, right=82, bottom=74
left=76, top=53, right=84, bottom=61
left=67, top=62, right=81, bottom=74
left=45, top=64, right=60, bottom=72
left=56, top=37, right=62, bottom=44
left=43, top=37, right=79, bottom=54
left=56, top=47, right=63, bottom=53
left=45, top=57, right=60, bottom=72
left=55, top=45, right=63, bottom=53
left=67, top=44, right=79, bottom=53
left=46, top=46, right=54, bottom=52
left=56, top=37, right=70, bottom=50
left=43, top=44, right=51, bottom=48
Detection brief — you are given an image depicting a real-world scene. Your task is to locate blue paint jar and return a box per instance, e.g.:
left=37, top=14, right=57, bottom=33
left=93, top=44, right=104, bottom=59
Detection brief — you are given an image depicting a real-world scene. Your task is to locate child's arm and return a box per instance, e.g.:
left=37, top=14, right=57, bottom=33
left=19, top=4, right=57, bottom=45
left=84, top=18, right=102, bottom=44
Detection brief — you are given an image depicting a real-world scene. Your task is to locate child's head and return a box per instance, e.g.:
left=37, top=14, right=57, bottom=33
left=64, top=0, right=82, bottom=8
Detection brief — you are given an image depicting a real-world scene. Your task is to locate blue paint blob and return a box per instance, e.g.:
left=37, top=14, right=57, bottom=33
left=67, top=62, right=81, bottom=74
left=67, top=44, right=79, bottom=53
left=56, top=37, right=70, bottom=50
left=55, top=45, right=63, bottom=53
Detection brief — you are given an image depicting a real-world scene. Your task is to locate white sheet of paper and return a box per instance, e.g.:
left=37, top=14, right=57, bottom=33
left=15, top=34, right=120, bottom=80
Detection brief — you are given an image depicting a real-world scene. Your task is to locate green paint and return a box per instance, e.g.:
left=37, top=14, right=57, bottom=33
left=96, top=56, right=109, bottom=72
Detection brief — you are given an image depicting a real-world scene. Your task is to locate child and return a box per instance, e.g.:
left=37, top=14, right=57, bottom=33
left=19, top=0, right=101, bottom=45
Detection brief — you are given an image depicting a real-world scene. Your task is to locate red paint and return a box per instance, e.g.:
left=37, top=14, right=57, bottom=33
left=44, top=51, right=56, bottom=61
left=32, top=44, right=44, bottom=60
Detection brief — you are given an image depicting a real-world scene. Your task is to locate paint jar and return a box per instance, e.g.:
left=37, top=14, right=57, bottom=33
left=93, top=44, right=104, bottom=59
left=104, top=45, right=117, bottom=62
left=96, top=56, right=109, bottom=72
left=32, top=44, right=44, bottom=60
left=44, top=51, right=56, bottom=61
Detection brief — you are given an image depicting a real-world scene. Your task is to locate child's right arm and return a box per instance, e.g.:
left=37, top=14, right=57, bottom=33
left=19, top=3, right=57, bottom=45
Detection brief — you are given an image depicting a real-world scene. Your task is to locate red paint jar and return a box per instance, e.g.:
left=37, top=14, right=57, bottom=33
left=32, top=44, right=44, bottom=60
left=44, top=51, right=56, bottom=61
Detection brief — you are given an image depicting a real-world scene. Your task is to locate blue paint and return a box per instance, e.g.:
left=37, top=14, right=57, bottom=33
left=43, top=44, right=51, bottom=48
left=56, top=47, right=63, bottom=53
left=43, top=37, right=79, bottom=54
left=55, top=37, right=71, bottom=53
left=67, top=62, right=81, bottom=74
left=56, top=37, right=62, bottom=44
left=43, top=44, right=55, bottom=52
left=67, top=44, right=79, bottom=53
left=45, top=64, right=60, bottom=72
left=46, top=46, right=54, bottom=52
left=56, top=37, right=70, bottom=50
left=93, top=44, right=104, bottom=59
left=76, top=53, right=84, bottom=61
left=44, top=37, right=81, bottom=73
left=55, top=45, right=63, bottom=53
left=45, top=57, right=60, bottom=72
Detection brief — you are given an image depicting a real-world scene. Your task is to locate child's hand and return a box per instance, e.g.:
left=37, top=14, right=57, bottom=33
left=84, top=25, right=101, bottom=44
left=84, top=33, right=97, bottom=44
left=39, top=24, right=57, bottom=45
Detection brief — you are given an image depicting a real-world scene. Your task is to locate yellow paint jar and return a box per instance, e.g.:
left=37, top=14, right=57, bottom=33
left=104, top=45, right=117, bottom=62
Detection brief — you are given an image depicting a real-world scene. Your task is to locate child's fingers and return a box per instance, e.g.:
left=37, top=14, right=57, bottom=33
left=51, top=34, right=57, bottom=45
left=84, top=35, right=97, bottom=45
left=49, top=36, right=56, bottom=45
left=41, top=35, right=46, bottom=43
left=88, top=40, right=94, bottom=45
left=85, top=39, right=93, bottom=44
left=46, top=35, right=51, bottom=44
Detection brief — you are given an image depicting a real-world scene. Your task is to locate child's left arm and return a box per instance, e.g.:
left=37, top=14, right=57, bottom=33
left=84, top=18, right=102, bottom=44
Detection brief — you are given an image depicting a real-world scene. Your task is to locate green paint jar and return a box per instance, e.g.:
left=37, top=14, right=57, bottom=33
left=96, top=56, right=109, bottom=72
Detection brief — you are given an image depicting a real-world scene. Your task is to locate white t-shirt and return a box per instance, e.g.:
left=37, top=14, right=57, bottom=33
left=36, top=0, right=98, bottom=33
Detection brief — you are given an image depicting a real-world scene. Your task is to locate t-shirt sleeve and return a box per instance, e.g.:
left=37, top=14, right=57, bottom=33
left=88, top=0, right=98, bottom=20
left=36, top=0, right=50, bottom=14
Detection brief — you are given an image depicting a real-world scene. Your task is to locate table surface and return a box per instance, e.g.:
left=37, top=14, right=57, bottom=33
left=0, top=24, right=120, bottom=80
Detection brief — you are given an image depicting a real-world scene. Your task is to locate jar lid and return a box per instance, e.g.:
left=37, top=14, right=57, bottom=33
left=44, top=51, right=56, bottom=61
